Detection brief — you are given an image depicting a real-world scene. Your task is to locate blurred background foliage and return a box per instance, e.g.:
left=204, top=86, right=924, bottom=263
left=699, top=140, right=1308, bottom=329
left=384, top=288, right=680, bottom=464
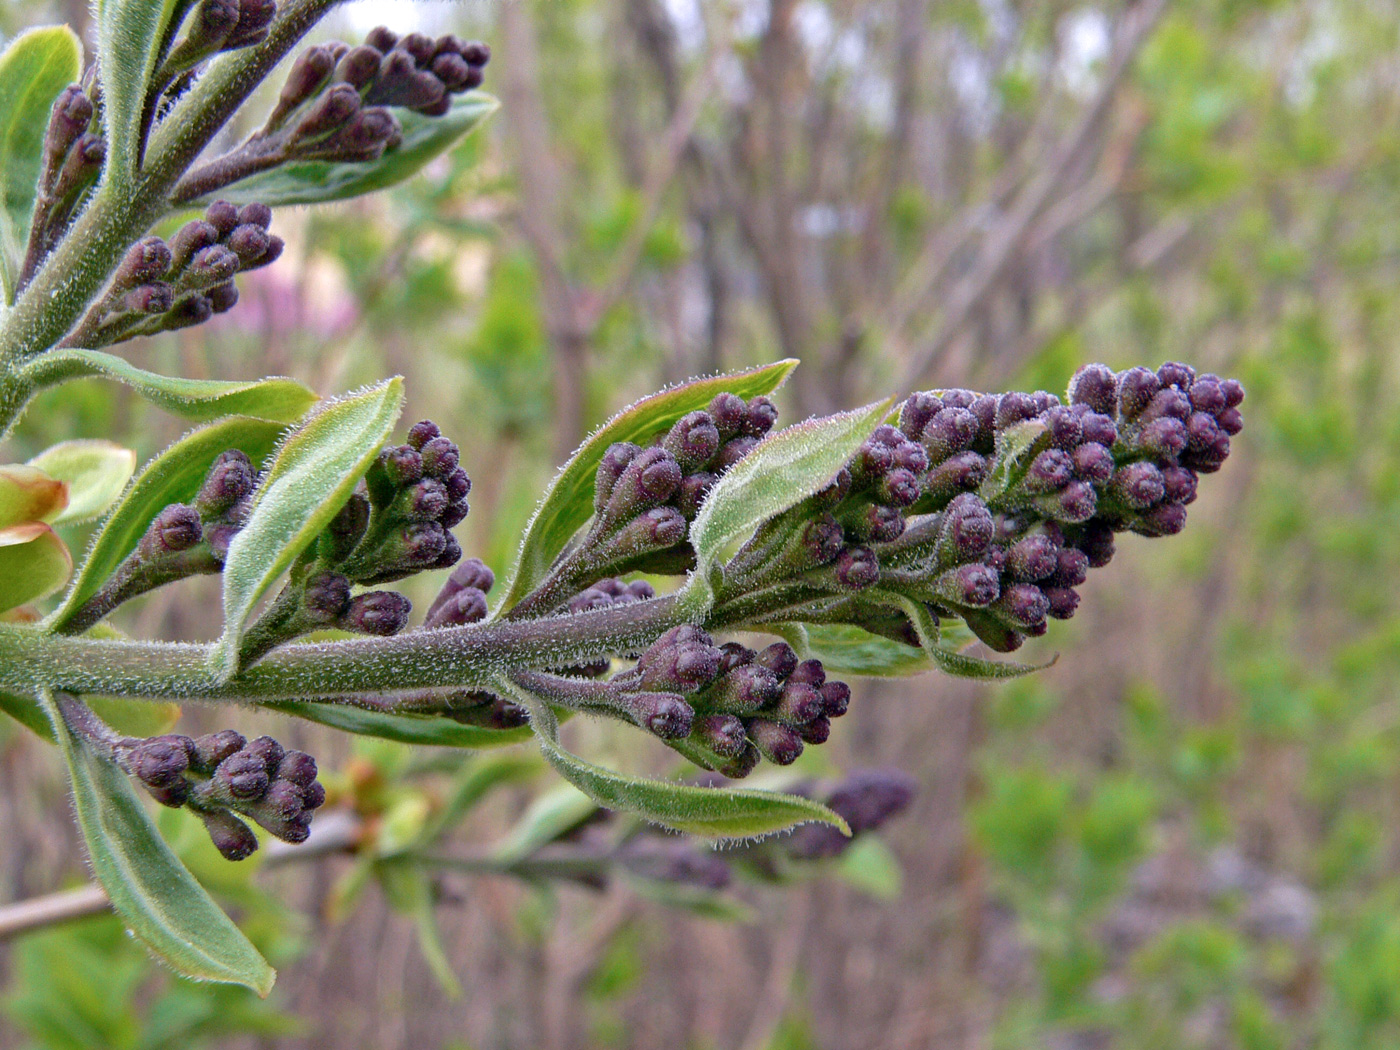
left=4, top=0, right=1400, bottom=1045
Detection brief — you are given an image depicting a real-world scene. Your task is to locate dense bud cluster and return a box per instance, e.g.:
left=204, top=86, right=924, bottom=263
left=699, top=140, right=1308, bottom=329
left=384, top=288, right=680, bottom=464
left=715, top=362, right=1243, bottom=655
left=20, top=84, right=104, bottom=292
left=120, top=730, right=325, bottom=860
left=605, top=627, right=852, bottom=777
left=257, top=28, right=489, bottom=163
left=425, top=557, right=495, bottom=629
left=82, top=200, right=283, bottom=347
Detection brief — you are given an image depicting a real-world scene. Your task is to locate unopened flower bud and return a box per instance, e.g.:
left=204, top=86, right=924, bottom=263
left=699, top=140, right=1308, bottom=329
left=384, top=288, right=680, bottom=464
left=225, top=0, right=276, bottom=48
left=819, top=681, right=851, bottom=718
left=692, top=713, right=748, bottom=758
left=934, top=563, right=1000, bottom=607
left=201, top=809, right=259, bottom=861
left=1044, top=586, right=1080, bottom=619
left=833, top=546, right=880, bottom=589
left=773, top=681, right=824, bottom=725
left=995, top=583, right=1050, bottom=629
left=425, top=586, right=488, bottom=628
left=1157, top=361, right=1195, bottom=390
left=1079, top=411, right=1118, bottom=447
left=141, top=504, right=203, bottom=554
left=1132, top=502, right=1188, bottom=537
left=1110, top=462, right=1165, bottom=509
left=1024, top=449, right=1073, bottom=494
left=1068, top=364, right=1118, bottom=414
left=676, top=472, right=715, bottom=519
left=1116, top=367, right=1160, bottom=421
left=216, top=751, right=271, bottom=800
left=664, top=411, right=721, bottom=471
left=1007, top=534, right=1058, bottom=581
left=208, top=282, right=239, bottom=313
left=1044, top=480, right=1097, bottom=523
left=937, top=493, right=993, bottom=563
left=744, top=396, right=779, bottom=437
left=1049, top=547, right=1089, bottom=588
left=193, top=730, right=245, bottom=772
left=1077, top=522, right=1115, bottom=568
left=1071, top=443, right=1114, bottom=484
left=130, top=735, right=193, bottom=789
left=341, top=590, right=412, bottom=635
left=747, top=719, right=803, bottom=765
left=712, top=436, right=758, bottom=471
left=302, top=571, right=352, bottom=622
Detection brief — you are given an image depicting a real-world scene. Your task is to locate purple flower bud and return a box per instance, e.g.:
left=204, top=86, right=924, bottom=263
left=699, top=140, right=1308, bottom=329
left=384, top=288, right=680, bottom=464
left=461, top=40, right=491, bottom=66
left=1140, top=388, right=1192, bottom=425
left=367, top=26, right=398, bottom=52
left=217, top=751, right=271, bottom=800
left=995, top=583, right=1050, bottom=629
left=877, top=468, right=921, bottom=507
left=337, top=44, right=382, bottom=88
left=188, top=244, right=240, bottom=285
left=225, top=224, right=270, bottom=265
left=400, top=32, right=436, bottom=64
left=819, top=681, right=851, bottom=718
left=748, top=719, right=803, bottom=765
left=920, top=407, right=979, bottom=460
left=1157, top=361, right=1195, bottom=390
left=853, top=503, right=905, bottom=544
left=449, top=557, right=494, bottom=593
left=208, top=282, right=239, bottom=313
left=42, top=85, right=93, bottom=179
left=201, top=809, right=259, bottom=861
left=1188, top=376, right=1226, bottom=413
left=774, top=681, right=824, bottom=725
left=303, top=571, right=352, bottom=622
left=1116, top=367, right=1160, bottom=421
left=595, top=442, right=641, bottom=511
left=1077, top=522, right=1116, bottom=568
left=1220, top=379, right=1245, bottom=408
left=1110, top=462, right=1165, bottom=509
left=430, top=532, right=463, bottom=569
left=241, top=736, right=284, bottom=772
left=1185, top=411, right=1223, bottom=453
left=379, top=445, right=422, bottom=489
left=1044, top=586, right=1080, bottom=619
left=693, top=713, right=748, bottom=758
left=1133, top=502, right=1188, bottom=537
left=676, top=472, right=715, bottom=519
left=1217, top=406, right=1244, bottom=436
left=341, top=590, right=412, bottom=635
left=122, top=282, right=174, bottom=314
left=708, top=392, right=748, bottom=437
left=664, top=411, right=721, bottom=471
left=1080, top=411, right=1118, bottom=447
left=1071, top=442, right=1114, bottom=484
left=1008, top=534, right=1058, bottom=581
left=425, top=586, right=488, bottom=629
left=1048, top=480, right=1097, bottom=523
left=116, top=237, right=172, bottom=287
left=142, top=504, right=203, bottom=554
left=403, top=478, right=449, bottom=521
left=706, top=663, right=781, bottom=714
left=432, top=52, right=472, bottom=90
left=855, top=439, right=894, bottom=478
left=995, top=392, right=1039, bottom=429
left=1025, top=449, right=1073, bottom=493
left=717, top=642, right=754, bottom=675
left=225, top=0, right=276, bottom=48
left=799, top=514, right=845, bottom=566
left=296, top=82, right=361, bottom=139
left=322, top=490, right=369, bottom=562
left=277, top=750, right=318, bottom=788
left=1161, top=466, right=1198, bottom=505
left=755, top=642, right=799, bottom=681
left=1137, top=417, right=1188, bottom=458
left=744, top=396, right=779, bottom=437
left=899, top=392, right=943, bottom=440
left=626, top=506, right=688, bottom=548
left=419, top=436, right=460, bottom=479
left=303, top=782, right=327, bottom=811
left=274, top=45, right=335, bottom=121
left=935, top=563, right=1000, bottom=607
left=193, top=730, right=245, bottom=772
left=713, top=436, right=758, bottom=471
left=130, top=735, right=193, bottom=788
left=239, top=202, right=272, bottom=232
left=833, top=546, right=880, bottom=589
left=628, top=447, right=683, bottom=504
left=1050, top=548, right=1089, bottom=588
left=406, top=420, right=441, bottom=450
left=924, top=451, right=988, bottom=500
left=939, top=493, right=994, bottom=562
left=719, top=742, right=762, bottom=780
left=799, top=716, right=831, bottom=744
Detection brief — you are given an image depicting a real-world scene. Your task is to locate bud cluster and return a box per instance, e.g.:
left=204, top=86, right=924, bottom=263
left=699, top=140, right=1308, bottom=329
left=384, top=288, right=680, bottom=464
left=709, top=362, right=1243, bottom=656
left=119, top=729, right=325, bottom=861
left=238, top=421, right=471, bottom=663
left=19, top=84, right=105, bottom=292
left=255, top=28, right=490, bottom=167
left=608, top=627, right=852, bottom=778
left=510, top=394, right=777, bottom=619
left=82, top=200, right=283, bottom=347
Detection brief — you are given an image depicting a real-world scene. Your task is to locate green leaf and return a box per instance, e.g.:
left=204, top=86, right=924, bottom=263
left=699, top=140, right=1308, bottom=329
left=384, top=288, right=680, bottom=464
left=262, top=700, right=533, bottom=749
left=0, top=523, right=71, bottom=612
left=28, top=440, right=136, bottom=525
left=774, top=622, right=938, bottom=678
left=881, top=590, right=1047, bottom=680
left=0, top=688, right=54, bottom=740
left=501, top=678, right=849, bottom=840
left=192, top=93, right=499, bottom=206
left=95, top=0, right=185, bottom=185
left=497, top=360, right=799, bottom=614
left=0, top=26, right=81, bottom=302
left=21, top=349, right=318, bottom=423
left=38, top=689, right=274, bottom=994
left=678, top=398, right=893, bottom=618
left=47, top=416, right=288, bottom=632
left=210, top=380, right=403, bottom=679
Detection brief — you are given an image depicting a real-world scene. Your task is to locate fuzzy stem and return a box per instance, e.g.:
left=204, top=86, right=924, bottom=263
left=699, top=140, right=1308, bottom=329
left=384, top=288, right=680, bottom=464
left=0, top=596, right=683, bottom=703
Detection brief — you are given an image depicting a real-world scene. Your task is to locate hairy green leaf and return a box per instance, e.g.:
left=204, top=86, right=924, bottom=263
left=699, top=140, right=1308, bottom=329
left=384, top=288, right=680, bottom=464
left=0, top=688, right=53, bottom=740
left=194, top=94, right=499, bottom=206
left=497, top=360, right=798, bottom=614
left=502, top=678, right=849, bottom=840
left=211, top=380, right=403, bottom=679
left=22, top=349, right=318, bottom=423
left=679, top=399, right=893, bottom=618
left=28, top=440, right=136, bottom=525
left=0, top=26, right=81, bottom=302
left=263, top=701, right=532, bottom=749
left=39, top=689, right=275, bottom=994
left=774, top=622, right=938, bottom=678
left=47, top=416, right=288, bottom=632
left=95, top=0, right=186, bottom=185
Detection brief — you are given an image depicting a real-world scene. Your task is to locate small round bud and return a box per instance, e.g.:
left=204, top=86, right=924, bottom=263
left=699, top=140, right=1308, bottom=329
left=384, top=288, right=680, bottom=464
left=242, top=736, right=285, bottom=772
left=1077, top=522, right=1115, bottom=568
left=1049, top=480, right=1097, bottom=523
left=1049, top=548, right=1089, bottom=588
left=712, top=436, right=758, bottom=471
left=636, top=693, right=694, bottom=740
left=788, top=660, right=827, bottom=688
left=1157, top=361, right=1195, bottom=390
left=193, top=730, right=246, bottom=772
left=744, top=396, right=779, bottom=437
left=1161, top=466, right=1199, bottom=505
left=380, top=445, right=423, bottom=486
left=693, top=713, right=748, bottom=758
left=217, top=751, right=271, bottom=800
left=936, top=563, right=1000, bottom=607
left=1044, top=586, right=1081, bottom=619
left=664, top=411, right=721, bottom=470
left=774, top=681, right=825, bottom=725
left=406, top=420, right=441, bottom=449
left=1110, top=462, right=1165, bottom=509
left=754, top=642, right=798, bottom=681
left=419, top=436, right=460, bottom=478
left=996, top=583, right=1050, bottom=629
left=708, top=392, right=747, bottom=437
left=939, top=493, right=993, bottom=561
left=1025, top=449, right=1073, bottom=493
left=303, top=572, right=352, bottom=622
left=833, top=546, right=880, bottom=589
left=676, top=472, right=715, bottom=519
left=131, top=736, right=192, bottom=788
left=143, top=504, right=203, bottom=553
left=342, top=590, right=412, bottom=635
left=1116, top=368, right=1160, bottom=421
left=1007, top=534, right=1058, bottom=582
left=748, top=719, right=803, bottom=765
left=1068, top=364, right=1118, bottom=414
left=202, top=810, right=259, bottom=861
left=208, top=282, right=239, bottom=313
left=425, top=586, right=488, bottom=629
left=1079, top=411, right=1118, bottom=447
left=819, top=681, right=851, bottom=718
left=277, top=751, right=318, bottom=788
left=799, top=715, right=831, bottom=744
left=449, top=557, right=495, bottom=593
left=876, top=468, right=921, bottom=507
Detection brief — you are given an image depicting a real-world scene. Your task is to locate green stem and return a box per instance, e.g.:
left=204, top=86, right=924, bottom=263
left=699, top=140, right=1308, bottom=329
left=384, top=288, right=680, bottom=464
left=0, top=596, right=681, bottom=703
